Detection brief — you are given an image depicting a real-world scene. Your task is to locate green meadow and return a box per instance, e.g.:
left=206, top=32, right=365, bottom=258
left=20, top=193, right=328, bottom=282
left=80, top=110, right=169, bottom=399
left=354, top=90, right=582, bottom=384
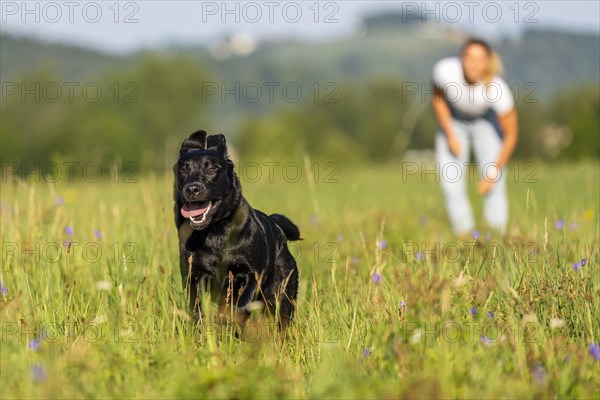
left=1, top=160, right=598, bottom=398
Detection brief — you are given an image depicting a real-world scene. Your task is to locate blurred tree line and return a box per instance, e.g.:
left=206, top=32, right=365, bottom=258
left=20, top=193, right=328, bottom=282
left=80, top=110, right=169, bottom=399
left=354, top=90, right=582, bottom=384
left=1, top=55, right=598, bottom=177
left=1, top=56, right=209, bottom=174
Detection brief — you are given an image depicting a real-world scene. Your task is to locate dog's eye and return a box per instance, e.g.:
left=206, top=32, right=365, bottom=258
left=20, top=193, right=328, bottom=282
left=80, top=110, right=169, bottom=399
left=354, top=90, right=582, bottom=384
left=178, top=166, right=188, bottom=174
left=206, top=167, right=219, bottom=175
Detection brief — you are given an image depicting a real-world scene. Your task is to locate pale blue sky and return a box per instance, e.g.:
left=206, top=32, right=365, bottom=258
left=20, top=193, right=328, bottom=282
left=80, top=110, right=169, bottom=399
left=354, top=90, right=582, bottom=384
left=1, top=1, right=598, bottom=53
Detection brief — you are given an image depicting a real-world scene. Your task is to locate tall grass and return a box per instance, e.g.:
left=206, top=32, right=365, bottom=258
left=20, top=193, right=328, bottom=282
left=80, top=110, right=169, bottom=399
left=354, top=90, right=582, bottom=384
left=1, top=161, right=598, bottom=398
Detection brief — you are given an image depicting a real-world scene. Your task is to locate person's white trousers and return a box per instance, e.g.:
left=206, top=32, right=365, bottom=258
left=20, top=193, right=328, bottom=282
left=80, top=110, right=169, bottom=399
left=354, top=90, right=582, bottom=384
left=435, top=118, right=508, bottom=235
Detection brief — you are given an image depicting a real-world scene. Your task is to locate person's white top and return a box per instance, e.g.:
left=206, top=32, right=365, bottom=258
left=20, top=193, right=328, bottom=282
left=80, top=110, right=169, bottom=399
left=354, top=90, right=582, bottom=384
left=432, top=57, right=514, bottom=118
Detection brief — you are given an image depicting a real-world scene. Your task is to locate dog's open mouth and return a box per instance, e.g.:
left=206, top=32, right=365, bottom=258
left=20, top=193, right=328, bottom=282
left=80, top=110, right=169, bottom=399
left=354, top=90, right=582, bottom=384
left=181, top=201, right=214, bottom=224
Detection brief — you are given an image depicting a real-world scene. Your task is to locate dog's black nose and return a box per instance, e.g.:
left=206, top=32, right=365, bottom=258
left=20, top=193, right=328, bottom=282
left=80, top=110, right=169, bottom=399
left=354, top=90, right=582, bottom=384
left=183, top=183, right=201, bottom=197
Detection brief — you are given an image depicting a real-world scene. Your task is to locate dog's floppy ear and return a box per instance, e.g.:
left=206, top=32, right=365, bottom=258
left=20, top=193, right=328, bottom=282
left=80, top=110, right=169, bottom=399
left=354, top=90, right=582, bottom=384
left=180, top=130, right=208, bottom=155
left=206, top=134, right=227, bottom=155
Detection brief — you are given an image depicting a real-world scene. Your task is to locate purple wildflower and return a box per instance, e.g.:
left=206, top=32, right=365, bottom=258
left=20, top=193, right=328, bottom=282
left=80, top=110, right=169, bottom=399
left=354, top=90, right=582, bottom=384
left=65, top=226, right=74, bottom=236
left=399, top=301, right=409, bottom=311
left=415, top=251, right=425, bottom=261
left=581, top=259, right=586, bottom=267
left=0, top=282, right=7, bottom=296
left=470, top=307, right=477, bottom=316
left=472, top=230, right=480, bottom=239
left=372, top=272, right=382, bottom=284
left=485, top=233, right=492, bottom=241
left=28, top=329, right=47, bottom=351
left=573, top=262, right=581, bottom=271
left=94, top=229, right=102, bottom=239
left=30, top=364, right=47, bottom=383
left=28, top=338, right=40, bottom=351
left=569, top=222, right=578, bottom=231
left=555, top=219, right=565, bottom=229
left=55, top=196, right=64, bottom=206
left=377, top=240, right=388, bottom=250
left=481, top=336, right=491, bottom=344
left=362, top=348, right=371, bottom=357
left=487, top=311, right=494, bottom=319
left=590, top=342, right=600, bottom=361
left=351, top=256, right=359, bottom=265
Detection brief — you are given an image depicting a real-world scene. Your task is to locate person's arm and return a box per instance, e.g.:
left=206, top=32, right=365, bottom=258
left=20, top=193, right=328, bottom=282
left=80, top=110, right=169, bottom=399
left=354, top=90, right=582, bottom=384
left=478, top=108, right=518, bottom=194
left=495, top=108, right=518, bottom=168
left=432, top=86, right=461, bottom=157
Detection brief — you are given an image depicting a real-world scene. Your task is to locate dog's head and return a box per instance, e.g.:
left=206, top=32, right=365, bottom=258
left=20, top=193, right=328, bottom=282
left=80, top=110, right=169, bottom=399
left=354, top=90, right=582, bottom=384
left=174, top=130, right=239, bottom=229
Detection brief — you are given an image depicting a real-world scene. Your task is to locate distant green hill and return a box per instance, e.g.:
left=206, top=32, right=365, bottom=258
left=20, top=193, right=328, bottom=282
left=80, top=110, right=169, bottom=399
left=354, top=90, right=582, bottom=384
left=2, top=24, right=598, bottom=100
left=496, top=29, right=600, bottom=98
left=0, top=34, right=127, bottom=81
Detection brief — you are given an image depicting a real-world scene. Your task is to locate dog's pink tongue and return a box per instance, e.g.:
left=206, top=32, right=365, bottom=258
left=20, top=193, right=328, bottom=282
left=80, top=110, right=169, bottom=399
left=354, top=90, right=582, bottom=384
left=181, top=202, right=210, bottom=218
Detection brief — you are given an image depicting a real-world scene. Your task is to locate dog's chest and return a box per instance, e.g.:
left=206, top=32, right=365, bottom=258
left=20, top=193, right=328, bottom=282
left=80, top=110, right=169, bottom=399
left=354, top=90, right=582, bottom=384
left=179, top=223, right=240, bottom=264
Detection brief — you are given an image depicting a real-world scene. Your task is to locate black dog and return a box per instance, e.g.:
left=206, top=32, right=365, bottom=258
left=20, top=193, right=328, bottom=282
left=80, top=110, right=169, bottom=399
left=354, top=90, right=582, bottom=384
left=174, top=130, right=300, bottom=328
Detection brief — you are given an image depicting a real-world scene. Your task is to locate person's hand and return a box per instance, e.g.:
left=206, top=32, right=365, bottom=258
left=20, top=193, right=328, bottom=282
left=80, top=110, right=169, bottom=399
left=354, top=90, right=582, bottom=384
left=446, top=134, right=462, bottom=158
left=478, top=165, right=500, bottom=195
left=477, top=179, right=494, bottom=195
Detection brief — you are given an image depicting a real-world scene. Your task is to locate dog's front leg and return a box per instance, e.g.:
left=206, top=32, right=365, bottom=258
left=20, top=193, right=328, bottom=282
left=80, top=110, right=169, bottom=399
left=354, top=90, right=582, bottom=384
left=188, top=273, right=214, bottom=320
left=180, top=254, right=214, bottom=320
left=217, top=271, right=258, bottom=325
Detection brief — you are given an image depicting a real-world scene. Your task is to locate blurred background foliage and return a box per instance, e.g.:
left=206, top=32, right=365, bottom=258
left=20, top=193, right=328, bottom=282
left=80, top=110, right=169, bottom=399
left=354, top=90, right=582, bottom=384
left=1, top=16, right=599, bottom=173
